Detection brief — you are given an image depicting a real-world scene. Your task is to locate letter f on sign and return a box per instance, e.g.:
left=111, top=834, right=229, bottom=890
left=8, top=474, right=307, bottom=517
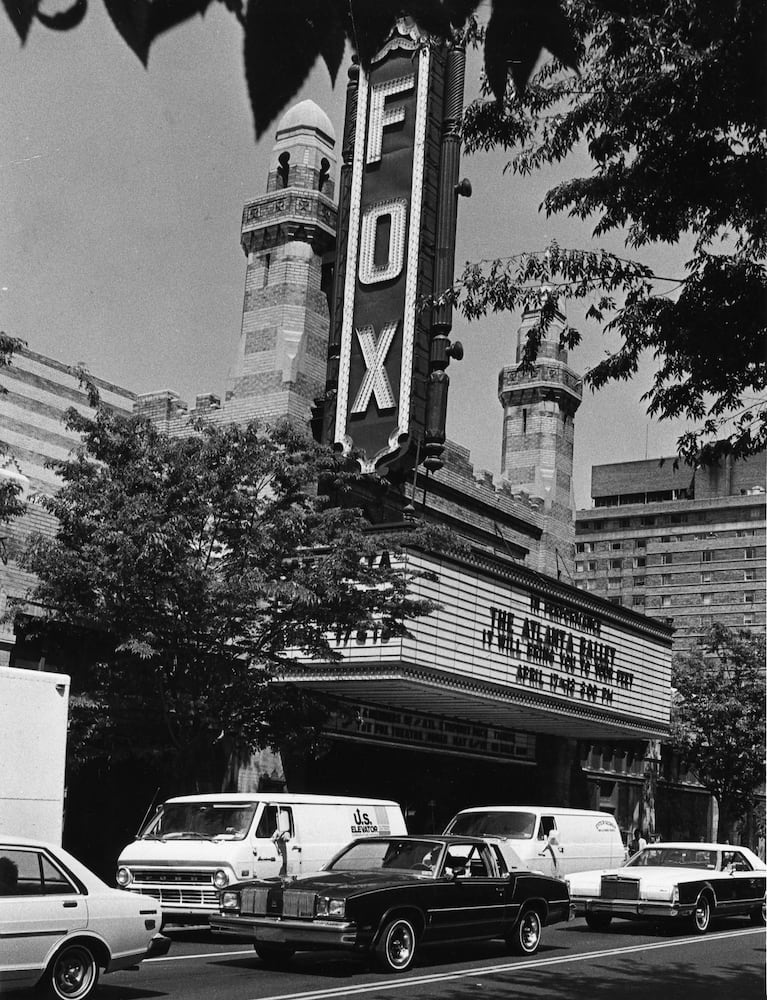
left=366, top=74, right=416, bottom=165
left=351, top=322, right=397, bottom=414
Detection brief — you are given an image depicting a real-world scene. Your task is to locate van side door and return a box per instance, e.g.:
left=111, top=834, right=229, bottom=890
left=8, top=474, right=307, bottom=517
left=535, top=815, right=560, bottom=876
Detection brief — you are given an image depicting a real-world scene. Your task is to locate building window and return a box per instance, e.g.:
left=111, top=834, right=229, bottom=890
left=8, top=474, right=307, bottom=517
left=580, top=580, right=591, bottom=591
left=745, top=548, right=756, bottom=559
left=588, top=561, right=597, bottom=571
left=635, top=539, right=647, bottom=549
left=607, top=578, right=621, bottom=590
left=641, top=517, right=655, bottom=526
left=744, top=614, right=755, bottom=625
left=633, top=576, right=645, bottom=586
left=633, top=557, right=646, bottom=568
left=610, top=559, right=623, bottom=569
left=744, top=569, right=755, bottom=581
left=522, top=408, right=527, bottom=434
left=670, top=513, right=686, bottom=524
left=575, top=561, right=584, bottom=573
left=591, top=521, right=603, bottom=530
left=660, top=573, right=671, bottom=586
left=632, top=595, right=645, bottom=607
left=611, top=542, right=622, bottom=551
left=608, top=597, right=622, bottom=606
left=702, top=593, right=712, bottom=605
left=744, top=592, right=756, bottom=604
left=661, top=553, right=673, bottom=565
left=701, top=571, right=712, bottom=583
left=662, top=595, right=672, bottom=608
left=660, top=535, right=671, bottom=543
left=701, top=550, right=713, bottom=562
left=260, top=253, right=271, bottom=287
left=578, top=542, right=593, bottom=554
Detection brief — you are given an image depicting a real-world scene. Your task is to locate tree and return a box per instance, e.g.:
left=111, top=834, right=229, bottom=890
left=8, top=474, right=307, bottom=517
left=2, top=0, right=575, bottom=136
left=669, top=624, right=765, bottom=843
left=20, top=402, right=445, bottom=789
left=457, top=0, right=766, bottom=466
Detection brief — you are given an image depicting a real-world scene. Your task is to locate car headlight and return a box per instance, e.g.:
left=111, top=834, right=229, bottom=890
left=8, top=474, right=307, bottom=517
left=672, top=884, right=679, bottom=905
left=213, top=869, right=230, bottom=889
left=316, top=896, right=346, bottom=919
left=220, top=890, right=241, bottom=912
left=116, top=867, right=132, bottom=887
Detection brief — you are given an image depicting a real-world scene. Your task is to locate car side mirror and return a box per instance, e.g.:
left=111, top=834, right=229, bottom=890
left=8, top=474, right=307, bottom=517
left=451, top=867, right=467, bottom=880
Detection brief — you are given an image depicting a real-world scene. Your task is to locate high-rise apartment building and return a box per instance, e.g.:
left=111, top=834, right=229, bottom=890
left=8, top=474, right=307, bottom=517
left=574, top=455, right=766, bottom=650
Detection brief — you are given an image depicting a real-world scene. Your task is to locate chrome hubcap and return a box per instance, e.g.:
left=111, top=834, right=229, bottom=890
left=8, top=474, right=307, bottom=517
left=54, top=949, right=94, bottom=998
left=388, top=924, right=414, bottom=968
left=520, top=913, right=541, bottom=950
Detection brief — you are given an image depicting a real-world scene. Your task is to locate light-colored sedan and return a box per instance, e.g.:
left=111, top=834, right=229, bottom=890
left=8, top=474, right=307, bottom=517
left=566, top=841, right=766, bottom=934
left=0, top=835, right=170, bottom=999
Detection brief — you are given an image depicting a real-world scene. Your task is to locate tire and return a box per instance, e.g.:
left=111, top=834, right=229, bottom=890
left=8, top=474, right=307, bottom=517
left=373, top=916, right=417, bottom=973
left=43, top=943, right=100, bottom=1000
left=254, top=943, right=295, bottom=968
left=690, top=893, right=712, bottom=934
left=585, top=912, right=613, bottom=932
left=507, top=908, right=542, bottom=956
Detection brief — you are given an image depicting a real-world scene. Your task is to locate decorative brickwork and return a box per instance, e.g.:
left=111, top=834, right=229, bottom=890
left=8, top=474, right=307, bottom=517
left=498, top=308, right=583, bottom=581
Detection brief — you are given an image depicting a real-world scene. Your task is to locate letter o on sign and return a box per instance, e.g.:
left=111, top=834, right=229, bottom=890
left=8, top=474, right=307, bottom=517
left=358, top=199, right=407, bottom=285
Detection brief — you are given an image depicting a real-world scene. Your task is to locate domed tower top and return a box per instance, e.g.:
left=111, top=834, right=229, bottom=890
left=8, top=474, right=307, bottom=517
left=267, top=99, right=337, bottom=198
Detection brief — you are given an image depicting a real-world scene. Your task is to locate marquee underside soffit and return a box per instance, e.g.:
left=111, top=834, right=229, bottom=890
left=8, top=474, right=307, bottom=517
left=278, top=665, right=669, bottom=741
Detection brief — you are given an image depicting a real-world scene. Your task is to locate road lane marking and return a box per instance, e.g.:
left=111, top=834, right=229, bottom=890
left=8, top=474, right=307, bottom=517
left=144, top=926, right=763, bottom=998
left=240, top=928, right=764, bottom=1000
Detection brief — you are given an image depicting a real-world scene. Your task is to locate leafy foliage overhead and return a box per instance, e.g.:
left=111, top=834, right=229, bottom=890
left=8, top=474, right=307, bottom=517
left=457, top=0, right=767, bottom=466
left=4, top=0, right=577, bottom=136
left=20, top=404, right=445, bottom=787
left=670, top=624, right=766, bottom=840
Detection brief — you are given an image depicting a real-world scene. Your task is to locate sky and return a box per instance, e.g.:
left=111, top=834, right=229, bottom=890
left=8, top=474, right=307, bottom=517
left=2, top=4, right=693, bottom=509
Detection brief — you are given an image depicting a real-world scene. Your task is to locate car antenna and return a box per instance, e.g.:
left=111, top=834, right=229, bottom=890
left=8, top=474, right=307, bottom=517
left=136, top=787, right=162, bottom=837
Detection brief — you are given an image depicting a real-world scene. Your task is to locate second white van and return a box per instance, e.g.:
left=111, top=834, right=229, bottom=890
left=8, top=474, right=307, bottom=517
left=116, top=792, right=406, bottom=924
left=444, top=806, right=625, bottom=877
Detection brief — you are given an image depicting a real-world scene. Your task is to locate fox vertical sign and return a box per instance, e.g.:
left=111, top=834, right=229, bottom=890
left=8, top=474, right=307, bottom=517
left=327, top=22, right=463, bottom=480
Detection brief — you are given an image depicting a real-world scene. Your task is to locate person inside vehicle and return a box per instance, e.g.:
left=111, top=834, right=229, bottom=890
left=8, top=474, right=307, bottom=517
left=0, top=857, right=19, bottom=894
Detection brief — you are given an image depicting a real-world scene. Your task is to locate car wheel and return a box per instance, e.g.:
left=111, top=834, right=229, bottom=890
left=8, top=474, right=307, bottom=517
left=749, top=901, right=766, bottom=926
left=374, top=916, right=417, bottom=973
left=585, top=912, right=613, bottom=931
left=507, top=908, right=542, bottom=955
left=691, top=893, right=712, bottom=934
left=254, top=943, right=295, bottom=967
left=44, top=943, right=100, bottom=1000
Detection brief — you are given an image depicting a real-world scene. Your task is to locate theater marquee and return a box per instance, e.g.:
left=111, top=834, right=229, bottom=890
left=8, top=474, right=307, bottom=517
left=286, top=550, right=672, bottom=740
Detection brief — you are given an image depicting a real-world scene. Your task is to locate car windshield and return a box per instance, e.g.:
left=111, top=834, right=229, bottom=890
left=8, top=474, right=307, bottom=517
left=329, top=839, right=444, bottom=873
left=447, top=811, right=537, bottom=840
left=140, top=802, right=257, bottom=841
left=627, top=847, right=718, bottom=870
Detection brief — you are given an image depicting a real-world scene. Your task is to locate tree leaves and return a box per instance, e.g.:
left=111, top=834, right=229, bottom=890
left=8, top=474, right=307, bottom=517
left=35, top=0, right=87, bottom=30
left=2, top=0, right=577, bottom=136
left=102, top=0, right=215, bottom=65
left=670, top=625, right=765, bottom=839
left=460, top=0, right=767, bottom=465
left=19, top=406, right=445, bottom=784
left=485, top=0, right=578, bottom=100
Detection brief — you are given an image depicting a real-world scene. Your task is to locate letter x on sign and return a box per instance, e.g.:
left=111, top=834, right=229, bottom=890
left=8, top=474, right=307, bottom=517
left=351, top=322, right=397, bottom=414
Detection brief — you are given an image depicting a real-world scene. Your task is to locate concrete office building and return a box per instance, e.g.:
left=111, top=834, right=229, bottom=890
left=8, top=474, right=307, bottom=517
left=574, top=456, right=766, bottom=651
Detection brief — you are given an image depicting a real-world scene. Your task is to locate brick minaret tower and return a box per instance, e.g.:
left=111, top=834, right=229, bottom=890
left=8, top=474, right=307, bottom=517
left=225, top=100, right=338, bottom=426
left=498, top=306, right=583, bottom=580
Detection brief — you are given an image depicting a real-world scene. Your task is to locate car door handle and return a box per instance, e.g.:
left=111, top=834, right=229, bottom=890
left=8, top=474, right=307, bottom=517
left=290, top=846, right=301, bottom=851
left=63, top=901, right=78, bottom=908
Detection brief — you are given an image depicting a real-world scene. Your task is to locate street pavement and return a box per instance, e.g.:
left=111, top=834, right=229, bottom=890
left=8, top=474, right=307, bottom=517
left=89, top=916, right=765, bottom=1000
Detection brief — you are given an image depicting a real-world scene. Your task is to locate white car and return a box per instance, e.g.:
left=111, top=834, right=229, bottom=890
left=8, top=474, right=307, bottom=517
left=0, top=836, right=170, bottom=999
left=567, top=841, right=766, bottom=934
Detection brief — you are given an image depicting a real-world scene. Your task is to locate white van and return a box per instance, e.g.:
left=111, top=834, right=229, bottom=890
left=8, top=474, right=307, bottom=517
left=116, top=792, right=406, bottom=923
left=444, top=806, right=625, bottom=878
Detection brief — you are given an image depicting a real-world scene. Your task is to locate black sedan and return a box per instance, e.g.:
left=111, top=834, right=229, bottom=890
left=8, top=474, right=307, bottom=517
left=210, top=835, right=573, bottom=973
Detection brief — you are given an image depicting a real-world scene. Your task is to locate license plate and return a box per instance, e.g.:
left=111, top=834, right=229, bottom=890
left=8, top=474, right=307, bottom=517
left=256, top=926, right=286, bottom=943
